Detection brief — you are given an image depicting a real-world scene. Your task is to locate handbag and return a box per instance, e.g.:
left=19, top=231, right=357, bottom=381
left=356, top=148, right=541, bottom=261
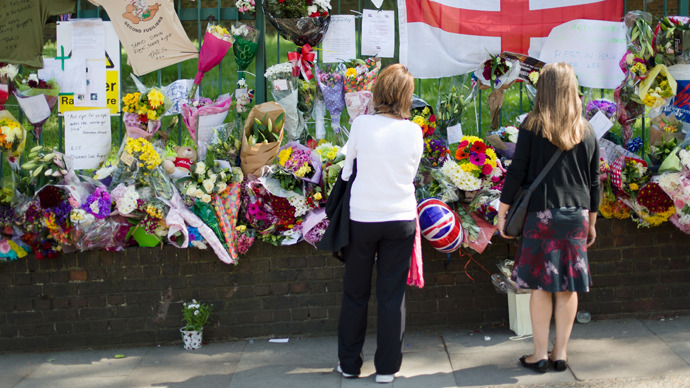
left=504, top=150, right=563, bottom=237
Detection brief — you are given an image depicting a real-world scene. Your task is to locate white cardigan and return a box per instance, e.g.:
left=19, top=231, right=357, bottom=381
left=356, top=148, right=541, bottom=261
left=341, top=114, right=423, bottom=222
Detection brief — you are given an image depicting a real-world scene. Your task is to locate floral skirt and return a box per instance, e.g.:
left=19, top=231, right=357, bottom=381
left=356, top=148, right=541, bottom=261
left=511, top=207, right=592, bottom=293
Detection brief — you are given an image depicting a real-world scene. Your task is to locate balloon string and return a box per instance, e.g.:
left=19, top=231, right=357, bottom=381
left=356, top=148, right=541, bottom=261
left=460, top=249, right=492, bottom=281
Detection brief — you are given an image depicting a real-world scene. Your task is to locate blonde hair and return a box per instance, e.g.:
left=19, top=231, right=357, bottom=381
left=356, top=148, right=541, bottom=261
left=372, top=63, right=415, bottom=118
left=522, top=62, right=589, bottom=151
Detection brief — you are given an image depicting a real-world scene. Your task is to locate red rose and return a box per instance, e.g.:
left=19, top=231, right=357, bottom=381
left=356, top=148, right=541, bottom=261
left=306, top=138, right=318, bottom=149
left=429, top=114, right=436, bottom=123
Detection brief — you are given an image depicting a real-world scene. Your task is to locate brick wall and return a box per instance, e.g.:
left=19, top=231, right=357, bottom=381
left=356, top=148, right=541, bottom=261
left=1, top=218, right=689, bottom=351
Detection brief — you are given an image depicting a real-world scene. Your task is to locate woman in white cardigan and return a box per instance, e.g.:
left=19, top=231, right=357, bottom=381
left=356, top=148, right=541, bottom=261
left=336, top=64, right=424, bottom=384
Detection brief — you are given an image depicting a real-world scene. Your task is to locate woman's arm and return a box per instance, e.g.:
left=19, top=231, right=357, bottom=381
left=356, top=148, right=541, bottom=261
left=496, top=201, right=513, bottom=239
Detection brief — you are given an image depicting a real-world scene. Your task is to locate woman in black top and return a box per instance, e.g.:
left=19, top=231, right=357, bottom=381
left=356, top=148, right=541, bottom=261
left=497, top=63, right=600, bottom=374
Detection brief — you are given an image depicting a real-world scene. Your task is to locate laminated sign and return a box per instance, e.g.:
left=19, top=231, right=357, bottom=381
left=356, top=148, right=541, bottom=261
left=87, top=0, right=198, bottom=76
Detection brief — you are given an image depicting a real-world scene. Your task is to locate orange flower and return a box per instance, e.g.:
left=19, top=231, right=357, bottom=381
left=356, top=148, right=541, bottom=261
left=455, top=148, right=469, bottom=160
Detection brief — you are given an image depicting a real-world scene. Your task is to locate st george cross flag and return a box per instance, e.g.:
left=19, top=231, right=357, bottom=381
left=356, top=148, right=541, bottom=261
left=398, top=0, right=624, bottom=78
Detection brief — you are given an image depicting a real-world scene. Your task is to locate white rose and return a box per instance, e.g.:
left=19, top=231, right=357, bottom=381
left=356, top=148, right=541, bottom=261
left=216, top=182, right=227, bottom=193
left=195, top=162, right=206, bottom=175
left=203, top=179, right=214, bottom=193
left=201, top=194, right=212, bottom=203
left=185, top=185, right=197, bottom=197
left=307, top=5, right=318, bottom=14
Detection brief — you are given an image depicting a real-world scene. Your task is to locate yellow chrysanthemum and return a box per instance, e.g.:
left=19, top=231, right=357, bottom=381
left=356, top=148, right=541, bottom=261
left=295, top=164, right=312, bottom=178
left=629, top=183, right=639, bottom=191
left=460, top=162, right=480, bottom=174
left=147, top=89, right=165, bottom=109
left=345, top=68, right=357, bottom=78
left=278, top=148, right=292, bottom=166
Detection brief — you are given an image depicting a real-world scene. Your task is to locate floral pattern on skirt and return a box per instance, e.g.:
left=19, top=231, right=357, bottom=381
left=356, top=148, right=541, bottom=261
left=511, top=207, right=592, bottom=293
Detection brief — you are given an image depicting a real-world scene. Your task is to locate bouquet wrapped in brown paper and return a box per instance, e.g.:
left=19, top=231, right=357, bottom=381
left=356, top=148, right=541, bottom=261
left=240, top=102, right=286, bottom=177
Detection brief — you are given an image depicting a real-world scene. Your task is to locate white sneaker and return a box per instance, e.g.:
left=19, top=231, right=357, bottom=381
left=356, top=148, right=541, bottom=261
left=337, top=363, right=358, bottom=378
left=375, top=374, right=395, bottom=384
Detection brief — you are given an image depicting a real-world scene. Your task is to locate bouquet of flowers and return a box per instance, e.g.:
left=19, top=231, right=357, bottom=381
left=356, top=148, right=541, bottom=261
left=474, top=53, right=520, bottom=129
left=420, top=137, right=450, bottom=169
left=179, top=160, right=242, bottom=204
left=653, top=16, right=690, bottom=66
left=624, top=11, right=655, bottom=61
left=649, top=114, right=685, bottom=162
left=13, top=74, right=60, bottom=141
left=265, top=62, right=302, bottom=140
left=302, top=207, right=328, bottom=247
left=240, top=102, right=286, bottom=177
left=485, top=125, right=519, bottom=159
left=204, top=124, right=242, bottom=166
left=441, top=136, right=500, bottom=196
left=0, top=63, right=19, bottom=110
left=636, top=64, right=677, bottom=109
left=37, top=185, right=75, bottom=246
left=262, top=0, right=331, bottom=47
left=650, top=136, right=680, bottom=169
left=181, top=94, right=233, bottom=158
left=108, top=136, right=169, bottom=197
left=235, top=0, right=256, bottom=14
left=658, top=171, right=690, bottom=233
left=435, top=85, right=469, bottom=141
left=189, top=23, right=234, bottom=99
left=0, top=110, right=26, bottom=158
left=232, top=23, right=259, bottom=80
left=235, top=224, right=256, bottom=254
left=614, top=75, right=645, bottom=142
left=411, top=105, right=437, bottom=138
left=585, top=99, right=618, bottom=121
left=610, top=156, right=649, bottom=197
left=18, top=146, right=74, bottom=198
left=297, top=79, right=317, bottom=134
left=275, top=141, right=322, bottom=190
left=631, top=182, right=676, bottom=227
left=468, top=188, right=501, bottom=225
left=315, top=63, right=346, bottom=145
left=122, top=88, right=172, bottom=139
left=314, top=141, right=343, bottom=196
left=343, top=57, right=380, bottom=122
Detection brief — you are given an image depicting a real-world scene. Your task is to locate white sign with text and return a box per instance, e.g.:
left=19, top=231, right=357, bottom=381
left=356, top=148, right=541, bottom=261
left=64, top=109, right=112, bottom=170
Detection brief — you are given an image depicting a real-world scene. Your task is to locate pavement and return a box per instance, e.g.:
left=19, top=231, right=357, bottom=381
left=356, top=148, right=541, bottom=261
left=2, top=315, right=690, bottom=388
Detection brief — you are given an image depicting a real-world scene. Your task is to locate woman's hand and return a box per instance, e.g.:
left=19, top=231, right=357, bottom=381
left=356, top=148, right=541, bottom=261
left=497, top=202, right=514, bottom=239
left=586, top=225, right=596, bottom=247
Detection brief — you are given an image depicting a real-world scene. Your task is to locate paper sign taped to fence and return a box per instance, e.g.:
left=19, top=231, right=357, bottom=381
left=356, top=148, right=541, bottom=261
left=64, top=109, right=112, bottom=170
left=361, top=9, right=395, bottom=58
left=57, top=21, right=121, bottom=115
left=322, top=15, right=356, bottom=63
left=589, top=110, right=613, bottom=139
left=539, top=20, right=627, bottom=89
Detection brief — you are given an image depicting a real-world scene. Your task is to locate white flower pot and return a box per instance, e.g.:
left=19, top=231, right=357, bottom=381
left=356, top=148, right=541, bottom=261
left=180, top=328, right=203, bottom=350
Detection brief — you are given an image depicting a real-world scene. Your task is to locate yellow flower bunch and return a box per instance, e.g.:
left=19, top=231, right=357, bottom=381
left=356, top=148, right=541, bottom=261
left=637, top=206, right=676, bottom=227
left=278, top=147, right=292, bottom=166
left=599, top=194, right=632, bottom=219
left=0, top=117, right=24, bottom=152
left=122, top=92, right=142, bottom=114
left=146, top=204, right=164, bottom=219
left=315, top=142, right=341, bottom=163
left=295, top=164, right=312, bottom=178
left=124, top=137, right=161, bottom=170
left=345, top=67, right=357, bottom=78
left=208, top=24, right=233, bottom=42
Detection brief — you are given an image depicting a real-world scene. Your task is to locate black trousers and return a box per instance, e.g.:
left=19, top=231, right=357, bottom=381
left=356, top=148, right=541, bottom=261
left=337, top=219, right=416, bottom=375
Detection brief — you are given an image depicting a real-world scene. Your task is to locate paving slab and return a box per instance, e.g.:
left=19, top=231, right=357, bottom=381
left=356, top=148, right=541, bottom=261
left=442, top=327, right=534, bottom=355
left=0, top=352, right=52, bottom=388
left=642, top=315, right=690, bottom=364
left=125, top=342, right=245, bottom=387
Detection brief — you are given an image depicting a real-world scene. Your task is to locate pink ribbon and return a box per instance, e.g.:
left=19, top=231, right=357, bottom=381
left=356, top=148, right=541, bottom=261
left=287, top=44, right=316, bottom=80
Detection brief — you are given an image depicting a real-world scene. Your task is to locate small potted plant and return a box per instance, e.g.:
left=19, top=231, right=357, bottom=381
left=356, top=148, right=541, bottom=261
left=181, top=299, right=213, bottom=350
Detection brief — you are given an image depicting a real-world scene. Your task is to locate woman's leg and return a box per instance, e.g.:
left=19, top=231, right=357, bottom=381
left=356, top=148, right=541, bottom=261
left=338, top=221, right=378, bottom=375
left=373, top=220, right=415, bottom=375
left=526, top=289, right=552, bottom=362
left=551, top=291, right=578, bottom=361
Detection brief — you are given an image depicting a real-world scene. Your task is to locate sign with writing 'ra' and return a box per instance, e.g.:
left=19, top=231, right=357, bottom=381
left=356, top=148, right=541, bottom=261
left=64, top=109, right=112, bottom=170
left=57, top=21, right=121, bottom=115
left=538, top=19, right=627, bottom=90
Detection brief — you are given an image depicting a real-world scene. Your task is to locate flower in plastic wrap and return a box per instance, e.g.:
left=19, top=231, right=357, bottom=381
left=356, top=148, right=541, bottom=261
left=235, top=0, right=255, bottom=13
left=585, top=99, right=618, bottom=121
left=122, top=89, right=172, bottom=139
left=442, top=136, right=500, bottom=193
left=181, top=94, right=232, bottom=144
left=231, top=23, right=259, bottom=79
left=235, top=224, right=256, bottom=254
left=179, top=160, right=241, bottom=204
left=315, top=64, right=346, bottom=144
left=658, top=171, right=690, bottom=233
left=13, top=73, right=60, bottom=140
left=610, top=156, right=649, bottom=196
left=189, top=23, right=234, bottom=99
left=277, top=141, right=322, bottom=184
left=635, top=64, right=677, bottom=109
left=485, top=126, right=518, bottom=160
left=262, top=0, right=331, bottom=46
left=0, top=111, right=26, bottom=157
left=82, top=187, right=112, bottom=220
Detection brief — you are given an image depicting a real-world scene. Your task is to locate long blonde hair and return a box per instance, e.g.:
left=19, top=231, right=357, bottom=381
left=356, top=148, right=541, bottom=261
left=522, top=62, right=588, bottom=151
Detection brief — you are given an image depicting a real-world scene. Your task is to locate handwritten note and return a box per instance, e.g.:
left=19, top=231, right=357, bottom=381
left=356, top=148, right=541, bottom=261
left=447, top=123, right=464, bottom=145
left=0, top=1, right=34, bottom=64
left=361, top=9, right=395, bottom=58
left=64, top=109, right=112, bottom=170
left=322, top=15, right=356, bottom=63
left=539, top=20, right=627, bottom=89
left=589, top=110, right=614, bottom=139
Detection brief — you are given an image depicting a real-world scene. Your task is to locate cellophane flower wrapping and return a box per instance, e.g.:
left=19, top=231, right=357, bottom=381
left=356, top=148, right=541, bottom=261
left=485, top=126, right=518, bottom=160
left=315, top=64, right=346, bottom=145
left=178, top=160, right=243, bottom=205
left=314, top=141, right=344, bottom=197
left=0, top=110, right=26, bottom=158
left=637, top=64, right=677, bottom=110
left=262, top=0, right=331, bottom=46
left=0, top=63, right=19, bottom=109
left=192, top=23, right=234, bottom=90
left=585, top=99, right=618, bottom=121
left=108, top=136, right=173, bottom=201
left=121, top=88, right=171, bottom=140
left=658, top=170, right=690, bottom=233
left=441, top=136, right=501, bottom=194
left=297, top=79, right=317, bottom=137
left=14, top=75, right=60, bottom=139
left=302, top=207, right=328, bottom=247
left=277, top=141, right=322, bottom=185
left=265, top=62, right=301, bottom=141
left=231, top=23, right=259, bottom=79
left=609, top=156, right=649, bottom=196
left=212, top=181, right=243, bottom=261
left=181, top=94, right=232, bottom=146
left=654, top=16, right=690, bottom=66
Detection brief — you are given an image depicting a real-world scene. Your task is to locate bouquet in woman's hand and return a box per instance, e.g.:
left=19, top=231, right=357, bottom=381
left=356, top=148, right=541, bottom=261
left=189, top=23, right=234, bottom=99
left=122, top=88, right=172, bottom=140
left=13, top=74, right=60, bottom=141
left=315, top=64, right=346, bottom=145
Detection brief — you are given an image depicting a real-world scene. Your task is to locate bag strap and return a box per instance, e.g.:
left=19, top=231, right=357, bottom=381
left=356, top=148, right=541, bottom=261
left=524, top=149, right=563, bottom=194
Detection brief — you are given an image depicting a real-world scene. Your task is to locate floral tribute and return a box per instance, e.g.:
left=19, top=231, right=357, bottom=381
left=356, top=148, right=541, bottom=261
left=441, top=136, right=500, bottom=192
left=412, top=106, right=437, bottom=138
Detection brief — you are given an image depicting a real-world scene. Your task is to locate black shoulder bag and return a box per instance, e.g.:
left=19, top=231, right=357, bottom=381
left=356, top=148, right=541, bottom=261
left=504, top=150, right=563, bottom=238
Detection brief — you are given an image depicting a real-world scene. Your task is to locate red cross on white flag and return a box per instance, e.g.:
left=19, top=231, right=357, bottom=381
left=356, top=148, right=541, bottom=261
left=398, top=0, right=624, bottom=78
